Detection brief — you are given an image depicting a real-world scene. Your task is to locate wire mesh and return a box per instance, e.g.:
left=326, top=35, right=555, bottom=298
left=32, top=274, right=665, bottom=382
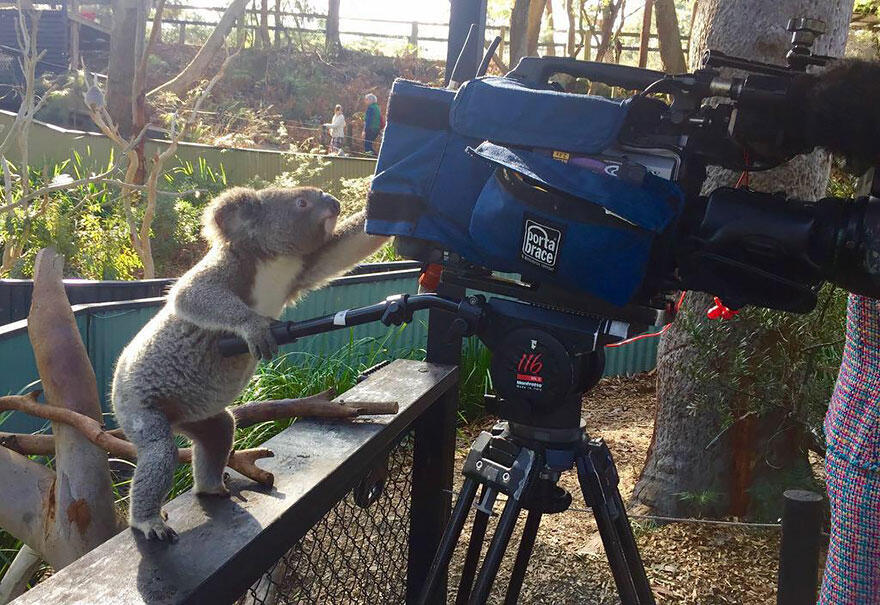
left=239, top=432, right=414, bottom=605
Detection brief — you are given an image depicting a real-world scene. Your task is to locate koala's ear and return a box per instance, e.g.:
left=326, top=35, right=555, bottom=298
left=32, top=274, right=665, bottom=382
left=202, top=187, right=262, bottom=244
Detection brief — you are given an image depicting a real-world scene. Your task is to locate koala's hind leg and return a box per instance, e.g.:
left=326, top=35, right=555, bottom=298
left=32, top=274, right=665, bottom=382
left=177, top=410, right=234, bottom=497
left=123, top=407, right=178, bottom=541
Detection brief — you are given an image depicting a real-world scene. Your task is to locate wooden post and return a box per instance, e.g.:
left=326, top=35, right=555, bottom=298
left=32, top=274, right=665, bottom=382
left=409, top=21, right=419, bottom=48
left=274, top=0, right=281, bottom=46
left=178, top=22, right=186, bottom=46
left=69, top=0, right=81, bottom=70
left=499, top=25, right=507, bottom=66
left=777, top=490, right=823, bottom=605
left=638, top=0, right=653, bottom=68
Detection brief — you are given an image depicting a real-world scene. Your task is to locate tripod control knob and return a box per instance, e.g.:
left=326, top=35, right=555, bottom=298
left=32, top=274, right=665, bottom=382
left=445, top=317, right=471, bottom=342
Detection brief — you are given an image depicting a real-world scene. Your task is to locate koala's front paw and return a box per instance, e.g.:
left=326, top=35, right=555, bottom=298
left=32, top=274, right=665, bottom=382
left=131, top=514, right=179, bottom=542
left=243, top=315, right=278, bottom=360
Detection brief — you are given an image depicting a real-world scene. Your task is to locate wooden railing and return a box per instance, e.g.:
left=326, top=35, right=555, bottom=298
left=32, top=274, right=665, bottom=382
left=12, top=360, right=459, bottom=605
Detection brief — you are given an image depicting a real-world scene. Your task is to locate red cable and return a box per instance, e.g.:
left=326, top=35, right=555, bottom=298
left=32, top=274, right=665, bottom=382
left=735, top=151, right=750, bottom=188
left=605, top=292, right=686, bottom=349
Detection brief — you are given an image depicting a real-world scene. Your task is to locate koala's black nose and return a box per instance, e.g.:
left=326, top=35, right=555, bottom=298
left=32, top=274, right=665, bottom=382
left=322, top=193, right=341, bottom=215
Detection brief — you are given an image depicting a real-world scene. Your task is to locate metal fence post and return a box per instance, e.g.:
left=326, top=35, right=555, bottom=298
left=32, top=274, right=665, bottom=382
left=777, top=489, right=824, bottom=605
left=406, top=282, right=465, bottom=604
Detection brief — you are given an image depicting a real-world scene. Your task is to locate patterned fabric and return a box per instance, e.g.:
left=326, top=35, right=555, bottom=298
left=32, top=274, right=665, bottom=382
left=818, top=451, right=880, bottom=604
left=824, top=295, right=880, bottom=471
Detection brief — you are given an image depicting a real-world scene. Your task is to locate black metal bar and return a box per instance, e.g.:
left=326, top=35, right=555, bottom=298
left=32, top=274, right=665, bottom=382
left=218, top=293, right=462, bottom=356
left=416, top=477, right=479, bottom=605
left=777, top=489, right=824, bottom=605
left=468, top=493, right=523, bottom=604
left=575, top=454, right=642, bottom=605
left=456, top=505, right=491, bottom=605
left=610, top=489, right=655, bottom=604
left=407, top=281, right=467, bottom=603
left=503, top=508, right=543, bottom=604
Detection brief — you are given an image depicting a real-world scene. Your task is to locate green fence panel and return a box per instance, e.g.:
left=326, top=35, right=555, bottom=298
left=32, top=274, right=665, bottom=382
left=603, top=333, right=661, bottom=377
left=0, top=110, right=377, bottom=188
left=0, top=270, right=661, bottom=435
left=279, top=273, right=424, bottom=358
left=0, top=271, right=425, bottom=434
left=0, top=320, right=41, bottom=433
left=84, top=302, right=164, bottom=428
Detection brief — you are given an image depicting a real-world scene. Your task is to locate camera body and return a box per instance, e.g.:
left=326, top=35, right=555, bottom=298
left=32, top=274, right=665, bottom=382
left=365, top=23, right=880, bottom=324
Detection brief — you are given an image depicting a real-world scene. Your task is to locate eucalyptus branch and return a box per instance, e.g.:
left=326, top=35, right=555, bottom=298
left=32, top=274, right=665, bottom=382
left=0, top=169, right=116, bottom=214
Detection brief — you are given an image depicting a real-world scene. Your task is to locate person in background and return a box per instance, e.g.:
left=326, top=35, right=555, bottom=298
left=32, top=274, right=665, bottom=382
left=818, top=294, right=880, bottom=604
left=324, top=104, right=346, bottom=156
left=362, top=93, right=382, bottom=155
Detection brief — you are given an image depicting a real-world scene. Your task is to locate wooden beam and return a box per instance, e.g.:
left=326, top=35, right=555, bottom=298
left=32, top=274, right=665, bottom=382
left=12, top=360, right=458, bottom=605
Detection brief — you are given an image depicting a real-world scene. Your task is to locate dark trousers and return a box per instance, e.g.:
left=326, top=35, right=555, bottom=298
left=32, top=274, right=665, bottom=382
left=364, top=128, right=379, bottom=154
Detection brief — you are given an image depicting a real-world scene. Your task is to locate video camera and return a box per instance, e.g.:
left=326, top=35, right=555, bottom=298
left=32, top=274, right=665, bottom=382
left=365, top=18, right=880, bottom=326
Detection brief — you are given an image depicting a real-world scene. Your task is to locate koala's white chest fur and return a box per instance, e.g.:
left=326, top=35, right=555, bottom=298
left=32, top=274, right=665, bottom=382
left=252, top=255, right=304, bottom=318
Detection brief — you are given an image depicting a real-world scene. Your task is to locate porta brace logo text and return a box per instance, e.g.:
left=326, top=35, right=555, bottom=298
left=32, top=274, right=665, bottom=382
left=522, top=219, right=562, bottom=270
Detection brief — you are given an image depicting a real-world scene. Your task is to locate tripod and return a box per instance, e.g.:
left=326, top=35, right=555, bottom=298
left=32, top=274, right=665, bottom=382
left=417, top=404, right=655, bottom=605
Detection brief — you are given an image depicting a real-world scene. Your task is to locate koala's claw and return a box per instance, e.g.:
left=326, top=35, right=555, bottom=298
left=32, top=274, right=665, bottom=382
left=131, top=515, right=178, bottom=542
left=244, top=317, right=279, bottom=360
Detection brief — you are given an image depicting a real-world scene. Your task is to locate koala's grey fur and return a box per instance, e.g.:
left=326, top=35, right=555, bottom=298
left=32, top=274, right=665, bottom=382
left=112, top=186, right=387, bottom=541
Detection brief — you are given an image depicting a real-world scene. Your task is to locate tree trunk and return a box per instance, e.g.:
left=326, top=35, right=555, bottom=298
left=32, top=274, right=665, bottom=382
left=274, top=0, right=281, bottom=46
left=106, top=0, right=139, bottom=138
left=594, top=0, right=623, bottom=63
left=654, top=0, right=686, bottom=72
left=632, top=0, right=854, bottom=518
left=638, top=0, right=653, bottom=67
left=525, top=0, right=545, bottom=57
left=509, top=0, right=530, bottom=68
left=28, top=249, right=121, bottom=566
left=565, top=0, right=576, bottom=57
left=542, top=0, right=556, bottom=56
left=149, top=0, right=249, bottom=98
left=325, top=0, right=341, bottom=55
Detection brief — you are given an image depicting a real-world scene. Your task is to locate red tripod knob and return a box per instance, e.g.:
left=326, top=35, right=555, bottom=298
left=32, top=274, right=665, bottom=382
left=707, top=297, right=739, bottom=320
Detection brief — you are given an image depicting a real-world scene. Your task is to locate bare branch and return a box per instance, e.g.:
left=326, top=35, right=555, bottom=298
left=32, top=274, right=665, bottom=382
left=0, top=393, right=275, bottom=486
left=0, top=168, right=115, bottom=214
left=0, top=544, right=42, bottom=603
left=0, top=445, right=54, bottom=558
left=232, top=389, right=398, bottom=428
left=138, top=0, right=167, bottom=80
left=148, top=0, right=250, bottom=98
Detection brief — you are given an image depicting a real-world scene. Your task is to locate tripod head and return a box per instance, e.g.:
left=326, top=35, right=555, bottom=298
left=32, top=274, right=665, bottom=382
left=219, top=290, right=626, bottom=441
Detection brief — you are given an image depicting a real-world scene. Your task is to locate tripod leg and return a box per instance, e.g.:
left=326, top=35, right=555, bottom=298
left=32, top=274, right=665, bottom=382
left=455, top=487, right=492, bottom=605
left=417, top=477, right=479, bottom=605
left=609, top=488, right=655, bottom=605
left=468, top=494, right=523, bottom=605
left=575, top=455, right=642, bottom=605
left=503, top=507, right=542, bottom=604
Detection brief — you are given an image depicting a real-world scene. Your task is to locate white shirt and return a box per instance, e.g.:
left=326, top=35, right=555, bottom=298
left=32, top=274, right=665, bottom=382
left=327, top=113, right=345, bottom=138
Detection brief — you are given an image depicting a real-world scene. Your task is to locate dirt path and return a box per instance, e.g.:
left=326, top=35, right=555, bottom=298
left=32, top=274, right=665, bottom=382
left=448, top=373, right=781, bottom=604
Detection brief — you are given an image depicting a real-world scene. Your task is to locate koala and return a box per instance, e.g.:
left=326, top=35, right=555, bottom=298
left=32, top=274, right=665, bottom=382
left=111, top=186, right=388, bottom=541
